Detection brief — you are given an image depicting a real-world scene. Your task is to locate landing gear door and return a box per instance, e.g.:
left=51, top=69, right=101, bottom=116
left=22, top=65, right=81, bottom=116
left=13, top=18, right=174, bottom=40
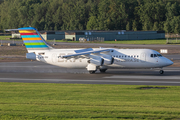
left=140, top=53, right=146, bottom=62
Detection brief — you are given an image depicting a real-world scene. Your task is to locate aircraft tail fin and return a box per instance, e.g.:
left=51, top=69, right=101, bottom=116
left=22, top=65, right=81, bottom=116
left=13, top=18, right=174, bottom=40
left=6, top=27, right=52, bottom=52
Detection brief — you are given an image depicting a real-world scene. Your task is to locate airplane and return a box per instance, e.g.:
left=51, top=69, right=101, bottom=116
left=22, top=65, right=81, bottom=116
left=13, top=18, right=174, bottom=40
left=6, top=27, right=173, bottom=74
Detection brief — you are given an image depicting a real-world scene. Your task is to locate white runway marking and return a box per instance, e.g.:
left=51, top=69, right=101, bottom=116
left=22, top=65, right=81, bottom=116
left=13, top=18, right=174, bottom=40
left=104, top=75, right=180, bottom=80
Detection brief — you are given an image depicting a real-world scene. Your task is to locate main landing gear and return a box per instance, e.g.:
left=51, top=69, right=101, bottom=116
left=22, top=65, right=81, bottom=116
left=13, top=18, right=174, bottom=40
left=99, top=69, right=107, bottom=73
left=89, top=71, right=96, bottom=74
left=89, top=69, right=107, bottom=74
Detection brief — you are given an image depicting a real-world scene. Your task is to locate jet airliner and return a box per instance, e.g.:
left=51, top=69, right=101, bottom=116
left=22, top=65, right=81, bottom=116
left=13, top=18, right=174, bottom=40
left=6, top=27, right=173, bottom=74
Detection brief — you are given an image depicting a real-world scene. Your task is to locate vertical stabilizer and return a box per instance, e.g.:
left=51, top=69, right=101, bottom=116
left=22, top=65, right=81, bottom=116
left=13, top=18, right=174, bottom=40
left=6, top=27, right=52, bottom=52
left=18, top=27, right=52, bottom=52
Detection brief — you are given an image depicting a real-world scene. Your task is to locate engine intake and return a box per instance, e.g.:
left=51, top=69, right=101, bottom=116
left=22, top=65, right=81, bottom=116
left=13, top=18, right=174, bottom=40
left=87, top=55, right=104, bottom=66
left=100, top=54, right=114, bottom=65
left=26, top=53, right=36, bottom=60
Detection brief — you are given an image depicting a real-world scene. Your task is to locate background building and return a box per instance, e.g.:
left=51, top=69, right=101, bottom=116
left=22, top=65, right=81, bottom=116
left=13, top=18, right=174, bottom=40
left=12, top=30, right=165, bottom=41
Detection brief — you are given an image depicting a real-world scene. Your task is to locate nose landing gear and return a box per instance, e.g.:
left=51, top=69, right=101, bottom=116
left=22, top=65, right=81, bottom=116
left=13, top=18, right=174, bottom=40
left=159, top=70, right=164, bottom=74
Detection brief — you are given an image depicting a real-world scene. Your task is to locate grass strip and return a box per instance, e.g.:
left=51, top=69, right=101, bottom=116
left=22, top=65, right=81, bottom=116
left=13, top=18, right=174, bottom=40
left=0, top=36, right=11, bottom=40
left=0, top=82, right=180, bottom=119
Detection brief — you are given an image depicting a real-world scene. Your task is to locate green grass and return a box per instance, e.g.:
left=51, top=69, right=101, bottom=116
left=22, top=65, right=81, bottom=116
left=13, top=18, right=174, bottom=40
left=0, top=36, right=22, bottom=40
left=0, top=82, right=180, bottom=119
left=104, top=39, right=167, bottom=44
left=0, top=35, right=11, bottom=40
left=166, top=39, right=180, bottom=44
left=47, top=40, right=79, bottom=43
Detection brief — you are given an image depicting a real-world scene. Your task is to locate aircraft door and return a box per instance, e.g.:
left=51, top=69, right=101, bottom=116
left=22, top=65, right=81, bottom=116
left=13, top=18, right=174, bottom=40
left=52, top=54, right=58, bottom=63
left=140, top=53, right=146, bottom=62
left=154, top=54, right=159, bottom=64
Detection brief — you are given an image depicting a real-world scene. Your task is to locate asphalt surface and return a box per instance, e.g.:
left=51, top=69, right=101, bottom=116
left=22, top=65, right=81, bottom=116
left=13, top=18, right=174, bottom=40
left=0, top=61, right=180, bottom=85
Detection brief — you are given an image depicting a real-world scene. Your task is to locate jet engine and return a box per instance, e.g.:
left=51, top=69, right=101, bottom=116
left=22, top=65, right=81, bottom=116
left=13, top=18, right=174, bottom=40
left=87, top=55, right=104, bottom=66
left=26, top=53, right=36, bottom=60
left=100, top=54, right=114, bottom=65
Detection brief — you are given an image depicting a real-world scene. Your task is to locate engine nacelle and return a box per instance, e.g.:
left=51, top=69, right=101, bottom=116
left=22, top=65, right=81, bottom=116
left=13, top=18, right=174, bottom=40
left=87, top=55, right=104, bottom=66
left=100, top=54, right=114, bottom=65
left=26, top=53, right=36, bottom=60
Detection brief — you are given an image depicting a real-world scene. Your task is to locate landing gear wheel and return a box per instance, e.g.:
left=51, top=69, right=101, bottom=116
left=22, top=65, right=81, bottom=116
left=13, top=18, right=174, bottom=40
left=159, top=70, right=164, bottom=74
left=99, top=69, right=107, bottom=73
left=89, top=71, right=96, bottom=74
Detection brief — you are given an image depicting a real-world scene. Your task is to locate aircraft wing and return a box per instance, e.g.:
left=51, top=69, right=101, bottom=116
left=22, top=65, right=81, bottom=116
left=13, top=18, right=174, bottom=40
left=60, top=48, right=113, bottom=58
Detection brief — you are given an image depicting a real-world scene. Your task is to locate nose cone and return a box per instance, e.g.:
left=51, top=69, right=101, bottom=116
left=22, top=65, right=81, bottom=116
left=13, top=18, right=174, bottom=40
left=159, top=57, right=173, bottom=67
left=163, top=57, right=173, bottom=67
left=166, top=59, right=173, bottom=66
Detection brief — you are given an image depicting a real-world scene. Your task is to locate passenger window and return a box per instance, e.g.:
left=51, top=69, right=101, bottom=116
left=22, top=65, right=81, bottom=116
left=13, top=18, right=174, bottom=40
left=38, top=53, right=45, bottom=55
left=137, top=55, right=139, bottom=57
left=151, top=54, right=153, bottom=57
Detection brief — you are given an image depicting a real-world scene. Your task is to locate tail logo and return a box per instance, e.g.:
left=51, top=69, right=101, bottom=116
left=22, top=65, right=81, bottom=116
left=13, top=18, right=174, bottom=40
left=19, top=27, right=49, bottom=50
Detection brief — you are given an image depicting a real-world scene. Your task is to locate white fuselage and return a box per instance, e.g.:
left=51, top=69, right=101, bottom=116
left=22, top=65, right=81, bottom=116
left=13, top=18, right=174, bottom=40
left=30, top=48, right=173, bottom=69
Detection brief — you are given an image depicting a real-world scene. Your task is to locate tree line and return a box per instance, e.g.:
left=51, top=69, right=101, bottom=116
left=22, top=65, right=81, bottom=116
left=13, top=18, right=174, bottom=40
left=0, top=0, right=180, bottom=33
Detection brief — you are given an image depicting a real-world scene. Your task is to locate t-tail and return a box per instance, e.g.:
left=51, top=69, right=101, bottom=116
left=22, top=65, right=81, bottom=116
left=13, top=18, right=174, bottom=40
left=6, top=27, right=52, bottom=53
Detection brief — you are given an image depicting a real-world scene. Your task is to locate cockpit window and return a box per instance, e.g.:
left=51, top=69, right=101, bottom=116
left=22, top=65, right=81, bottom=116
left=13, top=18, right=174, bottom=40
left=157, top=54, right=162, bottom=57
left=151, top=54, right=162, bottom=58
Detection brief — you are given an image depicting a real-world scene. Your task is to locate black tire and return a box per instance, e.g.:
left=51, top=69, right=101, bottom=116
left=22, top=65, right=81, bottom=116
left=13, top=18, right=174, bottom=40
left=159, top=70, right=164, bottom=74
left=89, top=71, right=96, bottom=74
left=99, top=69, right=107, bottom=73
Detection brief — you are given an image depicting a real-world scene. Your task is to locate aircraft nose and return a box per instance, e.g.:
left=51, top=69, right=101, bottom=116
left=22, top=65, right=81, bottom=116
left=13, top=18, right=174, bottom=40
left=160, top=57, right=173, bottom=67
left=168, top=60, right=173, bottom=65
left=167, top=59, right=173, bottom=66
